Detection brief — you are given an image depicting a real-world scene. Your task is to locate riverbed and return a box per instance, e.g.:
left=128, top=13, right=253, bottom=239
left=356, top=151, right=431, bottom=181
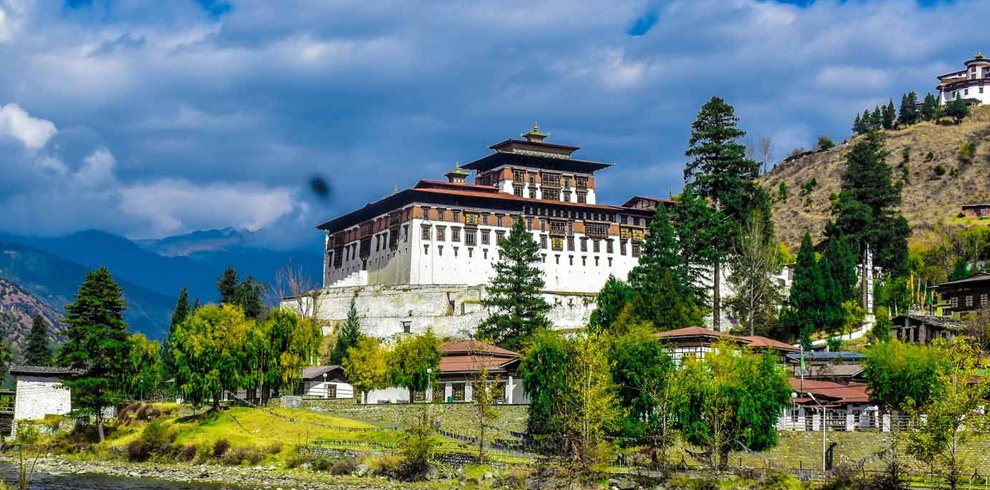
left=0, top=461, right=234, bottom=489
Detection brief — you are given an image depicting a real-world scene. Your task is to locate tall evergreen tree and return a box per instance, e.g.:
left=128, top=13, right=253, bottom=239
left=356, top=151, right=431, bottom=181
left=852, top=113, right=864, bottom=134
left=627, top=204, right=703, bottom=330
left=948, top=257, right=971, bottom=281
left=882, top=99, right=896, bottom=129
left=819, top=236, right=858, bottom=335
left=57, top=267, right=131, bottom=442
left=235, top=276, right=266, bottom=319
left=24, top=315, right=53, bottom=366
left=828, top=131, right=910, bottom=276
left=871, top=107, right=883, bottom=130
left=682, top=96, right=762, bottom=328
left=170, top=287, right=190, bottom=329
left=898, top=92, right=920, bottom=126
left=217, top=267, right=239, bottom=304
left=781, top=233, right=826, bottom=348
left=477, top=217, right=551, bottom=350
left=921, top=93, right=939, bottom=121
left=330, top=297, right=363, bottom=365
left=588, top=275, right=635, bottom=335
left=862, top=109, right=875, bottom=131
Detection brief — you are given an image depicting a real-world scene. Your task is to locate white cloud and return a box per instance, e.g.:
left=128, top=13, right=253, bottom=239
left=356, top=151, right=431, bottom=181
left=0, top=103, right=56, bottom=149
left=119, top=180, right=298, bottom=237
left=816, top=66, right=889, bottom=92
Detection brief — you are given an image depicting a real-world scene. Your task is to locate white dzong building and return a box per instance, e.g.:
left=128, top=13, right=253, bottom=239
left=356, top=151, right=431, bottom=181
left=938, top=53, right=990, bottom=106
left=301, top=125, right=670, bottom=338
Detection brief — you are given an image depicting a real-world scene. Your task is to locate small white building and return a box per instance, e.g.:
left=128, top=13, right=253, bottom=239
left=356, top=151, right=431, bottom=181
left=938, top=53, right=990, bottom=105
left=299, top=365, right=354, bottom=400
left=10, top=365, right=77, bottom=434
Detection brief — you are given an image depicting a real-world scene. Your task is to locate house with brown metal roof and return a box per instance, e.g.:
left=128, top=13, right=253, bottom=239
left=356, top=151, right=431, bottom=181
left=655, top=326, right=798, bottom=364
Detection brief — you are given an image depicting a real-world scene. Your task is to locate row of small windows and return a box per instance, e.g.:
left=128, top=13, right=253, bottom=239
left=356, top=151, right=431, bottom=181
left=420, top=243, right=621, bottom=269
left=951, top=86, right=985, bottom=99
left=950, top=294, right=989, bottom=308
left=417, top=204, right=647, bottom=228
left=421, top=225, right=503, bottom=246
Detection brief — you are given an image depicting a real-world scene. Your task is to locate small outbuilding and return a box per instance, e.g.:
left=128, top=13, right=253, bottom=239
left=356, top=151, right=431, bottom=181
left=10, top=365, right=79, bottom=435
left=298, top=365, right=354, bottom=400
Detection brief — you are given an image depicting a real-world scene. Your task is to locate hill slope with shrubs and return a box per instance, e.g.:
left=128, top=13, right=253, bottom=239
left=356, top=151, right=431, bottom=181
left=760, top=105, right=990, bottom=249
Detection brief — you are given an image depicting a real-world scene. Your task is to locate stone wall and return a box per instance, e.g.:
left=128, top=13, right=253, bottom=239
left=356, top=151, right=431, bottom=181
left=298, top=284, right=598, bottom=340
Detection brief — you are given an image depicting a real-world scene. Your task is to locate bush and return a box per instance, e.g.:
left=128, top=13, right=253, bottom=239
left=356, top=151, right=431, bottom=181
left=925, top=150, right=935, bottom=162
left=816, top=135, right=835, bottom=151
left=958, top=141, right=977, bottom=164
left=330, top=458, right=358, bottom=475
left=213, top=438, right=231, bottom=458
left=176, top=444, right=197, bottom=462
left=934, top=164, right=946, bottom=176
left=498, top=465, right=534, bottom=489
left=221, top=446, right=265, bottom=466
left=127, top=420, right=175, bottom=462
left=363, top=455, right=404, bottom=477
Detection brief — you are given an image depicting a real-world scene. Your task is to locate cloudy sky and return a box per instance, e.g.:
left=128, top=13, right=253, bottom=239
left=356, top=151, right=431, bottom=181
left=0, top=0, right=983, bottom=248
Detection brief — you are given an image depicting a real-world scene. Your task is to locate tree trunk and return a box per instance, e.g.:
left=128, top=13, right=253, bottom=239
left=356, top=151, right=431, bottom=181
left=713, top=260, right=721, bottom=330
left=96, top=409, right=105, bottom=442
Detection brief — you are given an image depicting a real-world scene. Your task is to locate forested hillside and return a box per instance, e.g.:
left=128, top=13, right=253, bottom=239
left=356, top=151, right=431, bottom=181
left=760, top=106, right=990, bottom=250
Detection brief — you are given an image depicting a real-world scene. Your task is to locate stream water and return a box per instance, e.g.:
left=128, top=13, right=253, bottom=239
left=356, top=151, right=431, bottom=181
left=0, top=462, right=235, bottom=489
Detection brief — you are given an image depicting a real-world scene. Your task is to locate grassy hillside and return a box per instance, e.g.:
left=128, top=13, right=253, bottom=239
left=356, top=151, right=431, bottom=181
left=760, top=106, right=990, bottom=249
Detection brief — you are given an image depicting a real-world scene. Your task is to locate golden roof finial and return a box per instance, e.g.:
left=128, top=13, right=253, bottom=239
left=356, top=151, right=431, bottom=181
left=522, top=122, right=549, bottom=142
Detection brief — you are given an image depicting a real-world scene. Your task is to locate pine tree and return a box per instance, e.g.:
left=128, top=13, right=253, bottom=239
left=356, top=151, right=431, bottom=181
left=0, top=314, right=13, bottom=384
left=871, top=107, right=883, bottom=130
left=945, top=93, right=969, bottom=124
left=477, top=217, right=551, bottom=350
left=627, top=204, right=703, bottom=330
left=192, top=297, right=201, bottom=311
left=57, top=267, right=131, bottom=442
left=682, top=96, right=761, bottom=328
left=23, top=315, right=52, bottom=366
left=921, top=93, right=939, bottom=121
left=862, top=109, right=875, bottom=131
left=819, top=236, right=858, bottom=334
left=235, top=276, right=266, bottom=319
left=217, top=267, right=239, bottom=303
left=330, top=297, right=363, bottom=365
left=898, top=92, right=919, bottom=126
left=588, top=275, right=634, bottom=335
left=170, top=287, right=190, bottom=330
left=781, top=233, right=826, bottom=348
left=882, top=99, right=896, bottom=129
left=852, top=113, right=865, bottom=134
left=828, top=132, right=910, bottom=276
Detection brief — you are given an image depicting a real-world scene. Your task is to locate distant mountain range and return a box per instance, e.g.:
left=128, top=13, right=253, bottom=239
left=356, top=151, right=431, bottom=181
left=0, top=228, right=323, bottom=340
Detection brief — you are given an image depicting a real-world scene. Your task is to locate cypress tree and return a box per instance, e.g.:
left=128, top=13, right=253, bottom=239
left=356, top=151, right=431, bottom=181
left=477, top=217, right=551, bottom=351
left=921, top=93, right=939, bottom=121
left=588, top=275, right=635, bottom=335
left=898, top=92, right=919, bottom=126
left=829, top=132, right=910, bottom=276
left=330, top=297, right=363, bottom=365
left=24, top=315, right=53, bottom=366
left=217, top=267, right=239, bottom=304
left=170, top=287, right=190, bottom=330
left=882, top=99, right=896, bottom=129
left=57, top=267, right=131, bottom=442
left=682, top=96, right=761, bottom=328
left=235, top=276, right=266, bottom=319
left=627, top=204, right=703, bottom=330
left=781, top=232, right=826, bottom=348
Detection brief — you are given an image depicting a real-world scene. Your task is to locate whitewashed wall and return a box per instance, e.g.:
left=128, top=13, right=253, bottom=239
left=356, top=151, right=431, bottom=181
left=13, top=376, right=72, bottom=421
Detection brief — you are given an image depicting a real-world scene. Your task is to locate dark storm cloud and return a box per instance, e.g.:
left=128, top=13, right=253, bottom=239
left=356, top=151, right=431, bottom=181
left=0, top=0, right=985, bottom=246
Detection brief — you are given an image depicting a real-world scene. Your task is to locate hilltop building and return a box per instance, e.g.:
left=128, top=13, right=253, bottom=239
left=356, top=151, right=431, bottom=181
left=938, top=53, right=990, bottom=105
left=302, top=125, right=680, bottom=337
left=318, top=124, right=662, bottom=294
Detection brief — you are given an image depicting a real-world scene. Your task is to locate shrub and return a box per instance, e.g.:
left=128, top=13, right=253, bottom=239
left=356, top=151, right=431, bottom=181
left=176, top=444, right=197, bottom=462
left=213, top=438, right=231, bottom=458
left=934, top=164, right=946, bottom=176
left=816, top=135, right=835, bottom=151
left=498, top=465, right=534, bottom=489
left=126, top=439, right=151, bottom=462
left=363, top=455, right=404, bottom=477
left=958, top=141, right=977, bottom=164
left=222, top=446, right=265, bottom=466
left=330, top=458, right=358, bottom=475
left=127, top=420, right=175, bottom=462
left=776, top=182, right=789, bottom=202
left=925, top=150, right=935, bottom=162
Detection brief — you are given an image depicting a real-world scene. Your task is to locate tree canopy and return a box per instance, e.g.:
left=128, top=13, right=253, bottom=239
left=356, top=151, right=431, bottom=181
left=330, top=297, right=363, bottom=365
left=57, top=267, right=132, bottom=441
left=170, top=303, right=253, bottom=410
left=342, top=337, right=391, bottom=404
left=389, top=329, right=442, bottom=396
left=23, top=315, right=53, bottom=366
left=477, top=217, right=551, bottom=350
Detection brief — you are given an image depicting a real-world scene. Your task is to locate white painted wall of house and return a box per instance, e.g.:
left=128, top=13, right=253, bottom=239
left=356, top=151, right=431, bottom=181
left=13, top=376, right=72, bottom=421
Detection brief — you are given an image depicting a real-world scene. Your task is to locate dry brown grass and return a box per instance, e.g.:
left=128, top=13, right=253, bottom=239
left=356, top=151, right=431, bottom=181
left=760, top=106, right=990, bottom=249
